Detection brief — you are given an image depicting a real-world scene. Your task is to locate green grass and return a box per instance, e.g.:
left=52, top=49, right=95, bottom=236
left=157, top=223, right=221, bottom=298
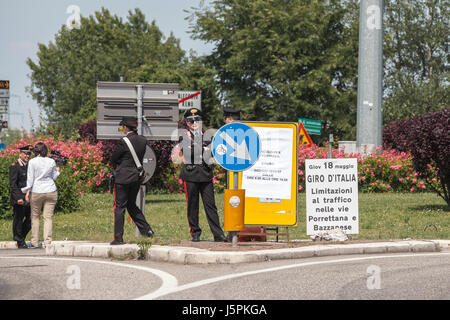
left=0, top=192, right=448, bottom=243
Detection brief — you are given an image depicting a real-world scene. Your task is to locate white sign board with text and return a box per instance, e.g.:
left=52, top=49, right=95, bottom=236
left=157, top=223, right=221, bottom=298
left=305, top=158, right=358, bottom=235
left=242, top=126, right=293, bottom=199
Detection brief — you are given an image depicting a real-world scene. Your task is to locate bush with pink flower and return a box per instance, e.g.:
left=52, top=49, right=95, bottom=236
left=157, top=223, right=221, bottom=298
left=1, top=134, right=112, bottom=194
left=296, top=143, right=439, bottom=193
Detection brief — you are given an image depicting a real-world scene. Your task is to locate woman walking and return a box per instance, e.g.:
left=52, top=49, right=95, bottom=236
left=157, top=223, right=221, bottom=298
left=22, top=142, right=60, bottom=248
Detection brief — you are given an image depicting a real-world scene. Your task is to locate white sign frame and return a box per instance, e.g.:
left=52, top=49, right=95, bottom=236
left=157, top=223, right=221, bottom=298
left=305, top=158, right=359, bottom=235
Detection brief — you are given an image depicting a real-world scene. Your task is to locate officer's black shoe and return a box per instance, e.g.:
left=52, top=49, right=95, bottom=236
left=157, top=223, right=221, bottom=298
left=146, top=230, right=154, bottom=238
left=17, top=242, right=28, bottom=249
left=191, top=235, right=200, bottom=242
left=110, top=240, right=125, bottom=245
left=214, top=235, right=228, bottom=242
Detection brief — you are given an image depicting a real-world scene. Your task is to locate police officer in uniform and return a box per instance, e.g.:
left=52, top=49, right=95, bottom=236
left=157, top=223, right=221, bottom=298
left=9, top=145, right=33, bottom=248
left=179, top=108, right=227, bottom=242
left=109, top=116, right=155, bottom=245
left=222, top=107, right=242, bottom=190
left=223, top=107, right=241, bottom=125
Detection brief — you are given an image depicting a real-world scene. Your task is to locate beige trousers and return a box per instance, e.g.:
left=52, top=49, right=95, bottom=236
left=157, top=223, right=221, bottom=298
left=30, top=191, right=58, bottom=247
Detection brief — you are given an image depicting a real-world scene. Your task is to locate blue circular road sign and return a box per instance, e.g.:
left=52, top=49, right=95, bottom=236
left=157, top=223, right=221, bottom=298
left=212, top=123, right=261, bottom=172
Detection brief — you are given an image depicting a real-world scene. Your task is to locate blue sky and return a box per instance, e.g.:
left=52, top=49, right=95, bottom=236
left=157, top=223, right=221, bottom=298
left=0, top=0, right=212, bottom=132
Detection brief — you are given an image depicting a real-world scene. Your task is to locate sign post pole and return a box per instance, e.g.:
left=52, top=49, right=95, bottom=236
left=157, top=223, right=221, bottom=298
left=136, top=85, right=144, bottom=237
left=230, top=171, right=240, bottom=246
left=212, top=123, right=261, bottom=247
left=0, top=80, right=10, bottom=145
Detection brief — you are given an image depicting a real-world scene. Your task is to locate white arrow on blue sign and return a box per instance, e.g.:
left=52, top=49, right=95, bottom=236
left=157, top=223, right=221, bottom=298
left=212, top=123, right=261, bottom=172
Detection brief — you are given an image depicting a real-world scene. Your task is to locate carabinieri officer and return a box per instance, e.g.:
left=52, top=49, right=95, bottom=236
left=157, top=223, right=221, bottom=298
left=109, top=116, right=155, bottom=245
left=9, top=145, right=33, bottom=248
left=179, top=108, right=227, bottom=242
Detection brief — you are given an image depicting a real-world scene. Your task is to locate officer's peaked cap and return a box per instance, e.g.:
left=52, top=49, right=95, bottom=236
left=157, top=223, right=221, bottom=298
left=119, top=116, right=137, bottom=129
left=19, top=145, right=33, bottom=154
left=223, top=107, right=241, bottom=118
left=184, top=108, right=202, bottom=119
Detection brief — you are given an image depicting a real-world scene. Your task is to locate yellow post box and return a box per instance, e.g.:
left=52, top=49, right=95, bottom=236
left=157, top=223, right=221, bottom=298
left=224, top=189, right=245, bottom=231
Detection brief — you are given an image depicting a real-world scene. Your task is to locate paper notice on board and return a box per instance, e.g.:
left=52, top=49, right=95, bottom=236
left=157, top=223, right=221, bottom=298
left=241, top=127, right=293, bottom=199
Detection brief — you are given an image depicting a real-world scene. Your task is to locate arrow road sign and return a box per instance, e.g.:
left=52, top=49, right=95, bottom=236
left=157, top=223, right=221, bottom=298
left=212, top=122, right=261, bottom=172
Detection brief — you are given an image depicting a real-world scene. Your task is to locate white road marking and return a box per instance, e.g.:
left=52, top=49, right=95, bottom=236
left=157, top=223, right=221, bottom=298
left=139, top=252, right=450, bottom=300
left=0, top=256, right=178, bottom=299
left=2, top=252, right=449, bottom=300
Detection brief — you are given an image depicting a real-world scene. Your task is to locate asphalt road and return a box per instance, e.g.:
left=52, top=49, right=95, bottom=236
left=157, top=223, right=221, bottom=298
left=0, top=248, right=449, bottom=300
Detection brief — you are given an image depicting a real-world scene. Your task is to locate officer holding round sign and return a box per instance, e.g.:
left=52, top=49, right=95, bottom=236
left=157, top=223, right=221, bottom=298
left=109, top=116, right=155, bottom=245
left=179, top=108, right=227, bottom=242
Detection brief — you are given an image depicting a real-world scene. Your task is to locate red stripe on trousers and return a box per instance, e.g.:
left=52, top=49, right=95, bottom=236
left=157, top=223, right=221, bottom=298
left=113, top=184, right=116, bottom=240
left=183, top=180, right=193, bottom=238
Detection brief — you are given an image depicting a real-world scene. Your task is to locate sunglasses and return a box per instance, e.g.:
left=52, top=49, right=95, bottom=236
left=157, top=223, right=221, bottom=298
left=186, top=116, right=200, bottom=123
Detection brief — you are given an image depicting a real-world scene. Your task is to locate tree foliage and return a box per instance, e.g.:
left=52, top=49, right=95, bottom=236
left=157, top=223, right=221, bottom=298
left=383, top=108, right=450, bottom=206
left=383, top=0, right=449, bottom=123
left=27, top=8, right=189, bottom=136
left=188, top=0, right=359, bottom=140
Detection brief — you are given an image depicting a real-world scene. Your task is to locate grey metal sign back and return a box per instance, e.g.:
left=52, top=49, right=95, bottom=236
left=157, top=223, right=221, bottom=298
left=97, top=81, right=179, bottom=140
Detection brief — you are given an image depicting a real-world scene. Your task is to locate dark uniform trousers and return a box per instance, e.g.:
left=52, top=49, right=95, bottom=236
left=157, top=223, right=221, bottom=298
left=113, top=183, right=151, bottom=242
left=13, top=205, right=31, bottom=244
left=9, top=160, right=31, bottom=245
left=184, top=180, right=224, bottom=239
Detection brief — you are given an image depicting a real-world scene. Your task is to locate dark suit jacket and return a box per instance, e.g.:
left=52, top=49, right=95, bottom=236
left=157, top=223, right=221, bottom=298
left=110, top=131, right=147, bottom=184
left=9, top=160, right=28, bottom=206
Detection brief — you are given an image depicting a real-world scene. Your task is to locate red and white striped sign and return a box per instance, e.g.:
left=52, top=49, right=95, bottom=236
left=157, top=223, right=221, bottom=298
left=178, top=91, right=201, bottom=110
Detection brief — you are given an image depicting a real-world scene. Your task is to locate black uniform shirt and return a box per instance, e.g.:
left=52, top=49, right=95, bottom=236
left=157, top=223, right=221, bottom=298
left=179, top=129, right=214, bottom=183
left=110, top=131, right=147, bottom=184
left=9, top=159, right=28, bottom=205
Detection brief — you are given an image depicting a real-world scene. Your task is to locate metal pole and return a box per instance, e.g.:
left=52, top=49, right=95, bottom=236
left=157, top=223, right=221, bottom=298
left=356, top=0, right=384, bottom=152
left=136, top=85, right=144, bottom=237
left=328, top=134, right=334, bottom=159
left=231, top=171, right=239, bottom=246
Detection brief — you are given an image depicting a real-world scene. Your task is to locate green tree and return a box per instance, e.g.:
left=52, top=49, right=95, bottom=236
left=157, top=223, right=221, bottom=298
left=188, top=0, right=360, bottom=140
left=383, top=0, right=449, bottom=124
left=27, top=8, right=188, bottom=136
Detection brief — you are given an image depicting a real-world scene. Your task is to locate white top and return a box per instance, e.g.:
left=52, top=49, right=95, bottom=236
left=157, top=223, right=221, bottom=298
left=21, top=156, right=60, bottom=194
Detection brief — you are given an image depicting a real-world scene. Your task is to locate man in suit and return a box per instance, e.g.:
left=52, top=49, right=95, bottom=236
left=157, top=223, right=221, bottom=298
left=179, top=108, right=227, bottom=242
left=9, top=145, right=33, bottom=249
left=109, top=116, right=154, bottom=245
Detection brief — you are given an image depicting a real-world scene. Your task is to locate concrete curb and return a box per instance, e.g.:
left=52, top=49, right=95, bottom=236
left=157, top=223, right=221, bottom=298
left=147, top=240, right=441, bottom=264
left=1, top=240, right=445, bottom=264
left=43, top=241, right=139, bottom=259
left=15, top=239, right=439, bottom=264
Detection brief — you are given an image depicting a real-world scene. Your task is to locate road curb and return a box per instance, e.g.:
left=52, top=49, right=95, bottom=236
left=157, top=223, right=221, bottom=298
left=1, top=240, right=445, bottom=264
left=147, top=240, right=441, bottom=264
